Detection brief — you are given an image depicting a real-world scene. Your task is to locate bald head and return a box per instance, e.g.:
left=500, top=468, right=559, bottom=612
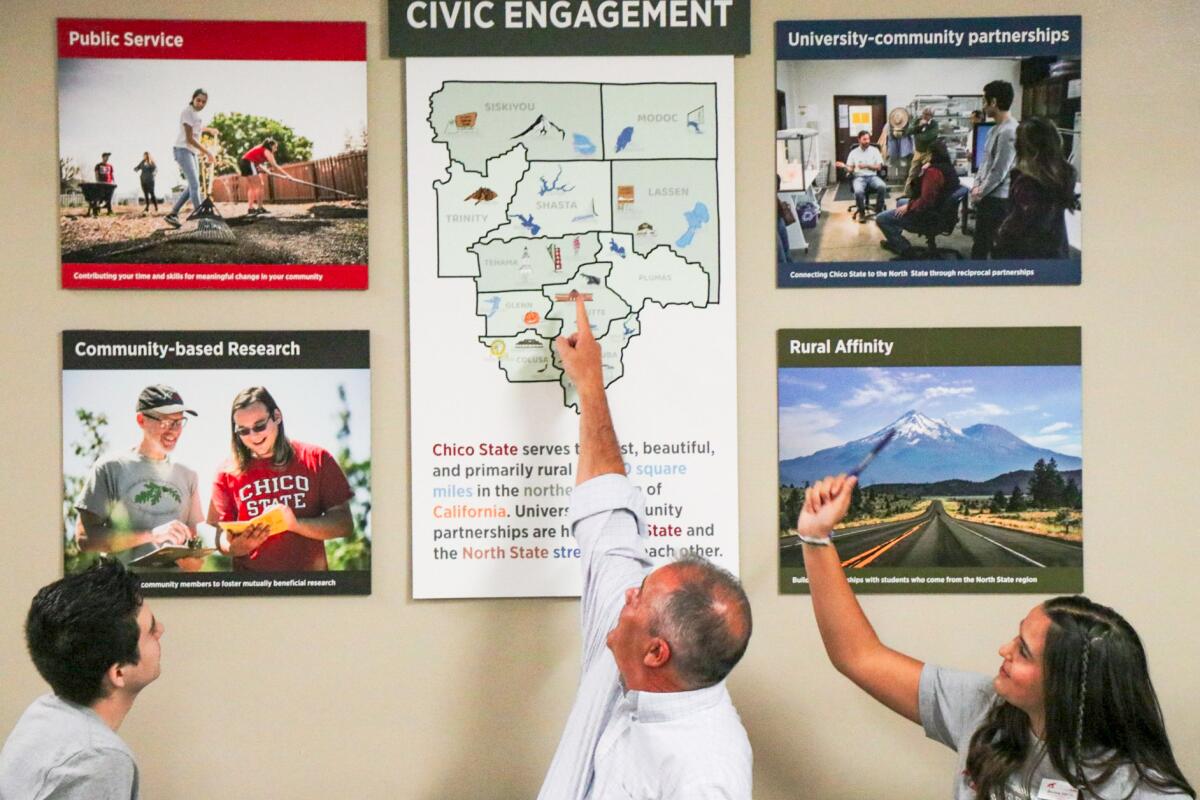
left=649, top=555, right=752, bottom=689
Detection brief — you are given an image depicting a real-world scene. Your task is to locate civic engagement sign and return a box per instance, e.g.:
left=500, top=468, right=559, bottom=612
left=388, top=0, right=751, bottom=56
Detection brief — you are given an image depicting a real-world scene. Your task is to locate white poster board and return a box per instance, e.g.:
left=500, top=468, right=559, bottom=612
left=406, top=56, right=739, bottom=598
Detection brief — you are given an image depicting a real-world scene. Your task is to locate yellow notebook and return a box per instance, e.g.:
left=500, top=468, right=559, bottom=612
left=218, top=506, right=290, bottom=537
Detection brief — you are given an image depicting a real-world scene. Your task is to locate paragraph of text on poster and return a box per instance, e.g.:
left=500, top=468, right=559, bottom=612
left=429, top=438, right=724, bottom=566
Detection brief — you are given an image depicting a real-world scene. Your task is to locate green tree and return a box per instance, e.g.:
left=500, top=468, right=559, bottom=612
left=207, top=112, right=314, bottom=175
left=63, top=409, right=109, bottom=573
left=989, top=490, right=1007, bottom=514
left=60, top=158, right=82, bottom=194
left=1029, top=457, right=1067, bottom=508
left=1008, top=484, right=1026, bottom=512
left=325, top=384, right=372, bottom=571
left=1063, top=476, right=1082, bottom=510
left=780, top=486, right=803, bottom=532
left=847, top=482, right=864, bottom=519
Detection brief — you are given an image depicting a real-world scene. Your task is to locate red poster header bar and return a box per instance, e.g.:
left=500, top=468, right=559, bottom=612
left=58, top=18, right=366, bottom=61
left=63, top=263, right=368, bottom=290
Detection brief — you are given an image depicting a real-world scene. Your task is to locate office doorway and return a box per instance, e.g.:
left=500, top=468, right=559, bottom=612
left=832, top=94, right=886, bottom=163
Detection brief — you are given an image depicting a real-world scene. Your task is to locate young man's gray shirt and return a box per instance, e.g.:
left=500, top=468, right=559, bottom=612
left=75, top=448, right=201, bottom=563
left=974, top=116, right=1018, bottom=200
left=0, top=694, right=138, bottom=800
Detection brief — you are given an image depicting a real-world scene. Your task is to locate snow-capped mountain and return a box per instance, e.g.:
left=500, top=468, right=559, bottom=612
left=779, top=410, right=1082, bottom=486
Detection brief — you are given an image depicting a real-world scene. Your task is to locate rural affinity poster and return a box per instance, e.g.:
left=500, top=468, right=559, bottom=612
left=57, top=19, right=368, bottom=289
left=777, top=327, right=1082, bottom=594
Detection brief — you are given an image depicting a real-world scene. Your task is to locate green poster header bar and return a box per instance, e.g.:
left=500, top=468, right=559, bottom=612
left=389, top=0, right=751, bottom=56
left=777, top=327, right=1081, bottom=368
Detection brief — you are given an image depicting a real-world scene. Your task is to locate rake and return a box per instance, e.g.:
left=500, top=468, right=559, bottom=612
left=267, top=170, right=359, bottom=199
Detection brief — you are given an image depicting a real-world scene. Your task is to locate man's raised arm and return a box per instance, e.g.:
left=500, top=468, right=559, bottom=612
left=555, top=297, right=625, bottom=484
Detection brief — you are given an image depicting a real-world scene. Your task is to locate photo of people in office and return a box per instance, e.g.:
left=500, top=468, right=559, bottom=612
left=776, top=25, right=1082, bottom=287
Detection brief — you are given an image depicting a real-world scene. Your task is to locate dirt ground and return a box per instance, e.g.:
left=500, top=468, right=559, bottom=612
left=60, top=201, right=368, bottom=264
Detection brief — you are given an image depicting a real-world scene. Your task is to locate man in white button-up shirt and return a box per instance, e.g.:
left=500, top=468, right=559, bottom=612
left=538, top=298, right=753, bottom=800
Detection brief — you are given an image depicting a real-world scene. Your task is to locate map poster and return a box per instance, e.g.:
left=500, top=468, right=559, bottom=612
left=407, top=56, right=738, bottom=599
left=777, top=328, right=1082, bottom=594
left=775, top=16, right=1081, bottom=287
left=57, top=19, right=368, bottom=290
left=62, top=331, right=371, bottom=597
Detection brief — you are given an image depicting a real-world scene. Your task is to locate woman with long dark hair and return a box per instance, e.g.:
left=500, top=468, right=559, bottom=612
left=797, top=473, right=1193, bottom=799
left=875, top=138, right=961, bottom=257
left=993, top=116, right=1079, bottom=259
left=206, top=387, right=354, bottom=573
left=134, top=152, right=157, bottom=213
left=164, top=88, right=218, bottom=229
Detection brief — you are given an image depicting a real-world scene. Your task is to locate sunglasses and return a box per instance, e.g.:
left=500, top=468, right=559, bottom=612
left=234, top=418, right=273, bottom=437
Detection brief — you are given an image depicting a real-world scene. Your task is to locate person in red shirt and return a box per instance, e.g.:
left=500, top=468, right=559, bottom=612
left=208, top=386, right=353, bottom=572
left=238, top=138, right=283, bottom=217
left=875, top=139, right=961, bottom=257
left=94, top=152, right=115, bottom=214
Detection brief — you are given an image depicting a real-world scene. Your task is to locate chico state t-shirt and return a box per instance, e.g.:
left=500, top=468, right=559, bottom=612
left=211, top=441, right=352, bottom=572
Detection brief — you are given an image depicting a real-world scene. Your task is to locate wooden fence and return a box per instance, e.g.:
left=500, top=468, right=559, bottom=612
left=211, top=149, right=367, bottom=204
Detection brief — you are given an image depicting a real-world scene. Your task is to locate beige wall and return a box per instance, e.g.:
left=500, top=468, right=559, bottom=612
left=1, top=1, right=1197, bottom=798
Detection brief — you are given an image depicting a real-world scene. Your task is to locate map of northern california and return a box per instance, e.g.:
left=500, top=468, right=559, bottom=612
left=429, top=81, right=720, bottom=409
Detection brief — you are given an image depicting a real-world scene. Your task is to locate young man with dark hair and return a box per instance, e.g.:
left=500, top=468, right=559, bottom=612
left=538, top=298, right=753, bottom=800
left=970, top=79, right=1018, bottom=259
left=0, top=561, right=163, bottom=798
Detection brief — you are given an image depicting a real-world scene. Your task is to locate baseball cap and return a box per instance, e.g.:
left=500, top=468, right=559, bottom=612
left=136, top=384, right=198, bottom=416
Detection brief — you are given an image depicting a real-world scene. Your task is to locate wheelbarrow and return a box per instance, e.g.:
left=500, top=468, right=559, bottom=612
left=80, top=181, right=117, bottom=217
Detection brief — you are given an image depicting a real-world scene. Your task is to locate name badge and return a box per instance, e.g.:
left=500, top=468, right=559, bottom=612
left=1037, top=778, right=1079, bottom=800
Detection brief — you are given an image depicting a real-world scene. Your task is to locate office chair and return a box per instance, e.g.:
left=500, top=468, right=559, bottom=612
left=898, top=185, right=970, bottom=260
left=846, top=165, right=888, bottom=222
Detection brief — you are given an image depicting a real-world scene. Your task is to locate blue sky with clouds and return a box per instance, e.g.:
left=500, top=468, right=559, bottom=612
left=778, top=366, right=1082, bottom=459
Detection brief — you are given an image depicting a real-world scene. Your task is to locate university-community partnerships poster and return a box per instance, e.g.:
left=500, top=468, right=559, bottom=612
left=777, top=328, right=1082, bottom=594
left=406, top=57, right=739, bottom=598
left=57, top=19, right=368, bottom=290
left=775, top=16, right=1081, bottom=287
left=62, top=331, right=371, bottom=597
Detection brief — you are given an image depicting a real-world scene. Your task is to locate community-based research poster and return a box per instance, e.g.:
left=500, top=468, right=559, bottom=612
left=406, top=56, right=738, bottom=599
left=57, top=19, right=368, bottom=289
left=63, top=331, right=371, bottom=597
left=778, top=328, right=1082, bottom=594
left=775, top=16, right=1081, bottom=287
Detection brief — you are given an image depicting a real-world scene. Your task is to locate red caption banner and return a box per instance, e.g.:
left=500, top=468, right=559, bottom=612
left=62, top=263, right=368, bottom=290
left=58, top=18, right=366, bottom=61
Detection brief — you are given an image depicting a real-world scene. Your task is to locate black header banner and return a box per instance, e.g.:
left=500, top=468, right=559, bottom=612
left=388, top=0, right=751, bottom=56
left=63, top=331, right=370, bottom=370
left=138, top=571, right=371, bottom=597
